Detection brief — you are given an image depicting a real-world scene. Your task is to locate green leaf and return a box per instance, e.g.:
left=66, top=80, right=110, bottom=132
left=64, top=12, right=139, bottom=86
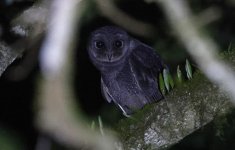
left=90, top=120, right=96, bottom=130
left=169, top=72, right=174, bottom=89
left=158, top=72, right=166, bottom=95
left=163, top=68, right=170, bottom=92
left=185, top=59, right=193, bottom=79
left=98, top=116, right=104, bottom=136
left=177, top=65, right=183, bottom=83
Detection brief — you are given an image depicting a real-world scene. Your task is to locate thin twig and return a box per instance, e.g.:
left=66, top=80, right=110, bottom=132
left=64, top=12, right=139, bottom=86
left=96, top=0, right=155, bottom=37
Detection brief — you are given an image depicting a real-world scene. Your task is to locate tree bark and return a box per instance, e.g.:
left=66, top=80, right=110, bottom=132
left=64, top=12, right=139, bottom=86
left=116, top=51, right=234, bottom=149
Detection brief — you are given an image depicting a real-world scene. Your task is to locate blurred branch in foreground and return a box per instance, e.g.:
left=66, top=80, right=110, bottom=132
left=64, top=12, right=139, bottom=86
left=37, top=0, right=117, bottom=149
left=95, top=0, right=155, bottom=37
left=154, top=0, right=235, bottom=104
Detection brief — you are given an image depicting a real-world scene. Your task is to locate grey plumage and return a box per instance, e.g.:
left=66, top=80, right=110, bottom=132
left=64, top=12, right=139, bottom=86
left=87, top=26, right=165, bottom=116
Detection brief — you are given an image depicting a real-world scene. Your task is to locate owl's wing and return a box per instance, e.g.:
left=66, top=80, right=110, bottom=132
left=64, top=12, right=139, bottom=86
left=130, top=40, right=165, bottom=73
left=101, top=78, right=131, bottom=117
left=129, top=40, right=165, bottom=102
left=101, top=78, right=113, bottom=103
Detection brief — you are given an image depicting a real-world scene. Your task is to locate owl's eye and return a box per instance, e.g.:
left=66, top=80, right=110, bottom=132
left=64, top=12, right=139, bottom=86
left=114, top=40, right=124, bottom=48
left=95, top=41, right=105, bottom=49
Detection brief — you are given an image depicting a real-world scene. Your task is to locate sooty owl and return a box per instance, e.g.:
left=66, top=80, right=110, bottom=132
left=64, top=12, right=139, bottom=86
left=87, top=26, right=166, bottom=116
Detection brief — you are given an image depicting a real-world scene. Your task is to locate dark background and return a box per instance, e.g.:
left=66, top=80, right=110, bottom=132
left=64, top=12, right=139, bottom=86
left=0, top=0, right=235, bottom=149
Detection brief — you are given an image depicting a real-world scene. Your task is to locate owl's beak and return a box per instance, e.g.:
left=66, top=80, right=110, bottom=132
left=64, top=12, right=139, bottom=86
left=107, top=53, right=113, bottom=61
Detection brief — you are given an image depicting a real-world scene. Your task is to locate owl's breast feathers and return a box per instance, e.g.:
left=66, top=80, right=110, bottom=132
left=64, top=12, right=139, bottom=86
left=101, top=41, right=165, bottom=115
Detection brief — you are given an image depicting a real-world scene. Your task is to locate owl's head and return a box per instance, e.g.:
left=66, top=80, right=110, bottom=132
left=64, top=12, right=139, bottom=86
left=88, top=26, right=132, bottom=70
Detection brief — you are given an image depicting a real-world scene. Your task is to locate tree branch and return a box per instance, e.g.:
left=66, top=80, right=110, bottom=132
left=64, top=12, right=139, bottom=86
left=95, top=0, right=155, bottom=37
left=117, top=50, right=234, bottom=149
left=0, top=1, right=48, bottom=77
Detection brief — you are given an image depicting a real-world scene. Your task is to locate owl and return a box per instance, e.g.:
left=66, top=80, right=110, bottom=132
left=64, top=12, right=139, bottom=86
left=87, top=26, right=166, bottom=116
